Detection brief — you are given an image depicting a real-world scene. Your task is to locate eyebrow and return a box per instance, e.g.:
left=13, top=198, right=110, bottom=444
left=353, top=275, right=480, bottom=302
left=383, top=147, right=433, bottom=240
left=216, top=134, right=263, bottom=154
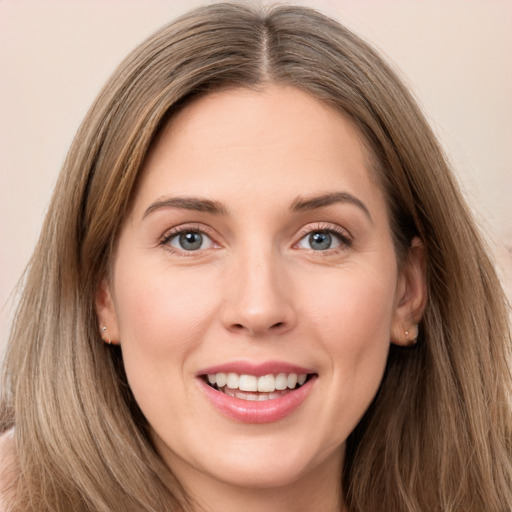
left=143, top=191, right=372, bottom=222
left=143, top=196, right=228, bottom=219
left=291, top=192, right=372, bottom=222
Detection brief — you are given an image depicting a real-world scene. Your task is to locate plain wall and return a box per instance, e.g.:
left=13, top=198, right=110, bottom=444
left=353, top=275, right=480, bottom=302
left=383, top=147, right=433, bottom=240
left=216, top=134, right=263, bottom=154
left=1, top=0, right=511, bottom=354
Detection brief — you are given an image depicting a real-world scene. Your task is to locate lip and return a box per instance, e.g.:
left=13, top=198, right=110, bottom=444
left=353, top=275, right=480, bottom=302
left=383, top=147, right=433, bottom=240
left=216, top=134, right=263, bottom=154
left=197, top=361, right=317, bottom=424
left=197, top=360, right=315, bottom=377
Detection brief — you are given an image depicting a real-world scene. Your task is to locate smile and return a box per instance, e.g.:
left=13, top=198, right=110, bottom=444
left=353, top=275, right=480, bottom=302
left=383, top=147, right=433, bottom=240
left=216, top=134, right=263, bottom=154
left=198, top=363, right=317, bottom=423
left=205, top=372, right=311, bottom=401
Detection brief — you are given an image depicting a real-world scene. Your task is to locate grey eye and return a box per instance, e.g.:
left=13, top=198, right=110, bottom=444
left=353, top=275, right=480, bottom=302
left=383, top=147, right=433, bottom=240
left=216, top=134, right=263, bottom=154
left=297, top=231, right=341, bottom=251
left=309, top=232, right=332, bottom=250
left=169, top=231, right=213, bottom=251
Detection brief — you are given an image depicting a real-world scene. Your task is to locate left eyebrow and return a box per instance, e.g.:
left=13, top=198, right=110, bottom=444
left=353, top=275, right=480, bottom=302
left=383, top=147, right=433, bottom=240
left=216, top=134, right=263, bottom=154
left=290, top=192, right=373, bottom=223
left=143, top=196, right=228, bottom=219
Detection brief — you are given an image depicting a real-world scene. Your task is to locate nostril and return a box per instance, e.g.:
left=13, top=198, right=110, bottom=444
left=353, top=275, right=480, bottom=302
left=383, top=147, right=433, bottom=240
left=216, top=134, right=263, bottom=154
left=229, top=321, right=285, bottom=334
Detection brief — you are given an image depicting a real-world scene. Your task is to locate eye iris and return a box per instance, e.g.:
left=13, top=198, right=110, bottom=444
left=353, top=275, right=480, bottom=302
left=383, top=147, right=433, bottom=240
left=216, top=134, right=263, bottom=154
left=309, top=231, right=332, bottom=250
left=179, top=232, right=203, bottom=250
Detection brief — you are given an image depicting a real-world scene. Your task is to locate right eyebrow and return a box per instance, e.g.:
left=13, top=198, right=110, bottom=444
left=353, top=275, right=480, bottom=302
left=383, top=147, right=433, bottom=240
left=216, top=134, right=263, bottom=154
left=290, top=191, right=373, bottom=223
left=142, top=196, right=228, bottom=219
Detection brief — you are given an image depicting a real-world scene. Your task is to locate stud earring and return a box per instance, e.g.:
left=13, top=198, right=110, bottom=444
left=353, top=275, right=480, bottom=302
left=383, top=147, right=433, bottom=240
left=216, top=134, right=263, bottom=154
left=405, top=324, right=418, bottom=344
left=101, top=326, right=112, bottom=345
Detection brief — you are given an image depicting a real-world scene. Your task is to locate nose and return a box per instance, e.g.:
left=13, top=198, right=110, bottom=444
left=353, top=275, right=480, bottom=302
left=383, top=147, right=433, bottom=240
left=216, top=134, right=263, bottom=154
left=221, top=250, right=297, bottom=337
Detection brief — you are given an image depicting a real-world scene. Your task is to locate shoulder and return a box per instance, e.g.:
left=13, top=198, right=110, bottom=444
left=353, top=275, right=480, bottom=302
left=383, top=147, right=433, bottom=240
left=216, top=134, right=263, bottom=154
left=0, top=430, right=17, bottom=511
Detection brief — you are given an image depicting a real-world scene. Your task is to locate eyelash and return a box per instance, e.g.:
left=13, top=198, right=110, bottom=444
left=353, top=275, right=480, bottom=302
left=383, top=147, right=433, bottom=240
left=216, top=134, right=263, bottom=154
left=159, top=222, right=352, bottom=255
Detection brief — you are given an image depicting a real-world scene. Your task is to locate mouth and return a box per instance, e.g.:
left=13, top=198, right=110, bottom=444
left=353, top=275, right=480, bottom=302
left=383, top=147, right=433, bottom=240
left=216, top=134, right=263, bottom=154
left=201, top=372, right=316, bottom=402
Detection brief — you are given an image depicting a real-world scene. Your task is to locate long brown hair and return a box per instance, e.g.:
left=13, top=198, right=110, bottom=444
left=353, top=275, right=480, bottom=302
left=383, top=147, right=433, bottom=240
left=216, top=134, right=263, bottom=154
left=1, top=3, right=511, bottom=511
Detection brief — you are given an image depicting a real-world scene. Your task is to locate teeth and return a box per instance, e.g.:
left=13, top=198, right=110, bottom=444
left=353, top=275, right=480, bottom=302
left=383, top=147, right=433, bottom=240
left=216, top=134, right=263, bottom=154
left=239, top=374, right=258, bottom=392
left=223, top=387, right=289, bottom=401
left=257, top=374, right=275, bottom=392
left=275, top=373, right=288, bottom=390
left=206, top=372, right=309, bottom=393
left=216, top=373, right=227, bottom=388
left=226, top=373, right=239, bottom=389
left=287, top=373, right=298, bottom=388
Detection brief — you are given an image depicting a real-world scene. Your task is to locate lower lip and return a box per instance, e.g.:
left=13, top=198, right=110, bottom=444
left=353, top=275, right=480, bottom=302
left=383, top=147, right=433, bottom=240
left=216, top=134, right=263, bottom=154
left=199, top=377, right=316, bottom=424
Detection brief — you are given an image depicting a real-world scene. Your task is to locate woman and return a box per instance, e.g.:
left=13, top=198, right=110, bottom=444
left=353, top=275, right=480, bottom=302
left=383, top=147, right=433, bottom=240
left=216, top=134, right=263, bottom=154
left=1, top=3, right=511, bottom=511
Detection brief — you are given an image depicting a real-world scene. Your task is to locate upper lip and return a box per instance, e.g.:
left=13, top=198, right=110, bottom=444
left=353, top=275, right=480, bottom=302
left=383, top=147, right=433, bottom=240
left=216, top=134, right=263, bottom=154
left=197, top=360, right=316, bottom=377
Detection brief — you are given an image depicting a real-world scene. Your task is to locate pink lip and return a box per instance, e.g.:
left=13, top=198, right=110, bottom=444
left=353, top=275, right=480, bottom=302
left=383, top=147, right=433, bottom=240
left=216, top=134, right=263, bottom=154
left=197, top=360, right=315, bottom=377
left=200, top=378, right=315, bottom=423
left=197, top=361, right=317, bottom=424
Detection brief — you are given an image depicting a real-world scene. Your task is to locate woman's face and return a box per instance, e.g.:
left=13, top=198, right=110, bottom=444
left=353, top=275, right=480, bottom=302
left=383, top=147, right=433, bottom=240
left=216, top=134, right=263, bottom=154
left=97, top=85, right=424, bottom=502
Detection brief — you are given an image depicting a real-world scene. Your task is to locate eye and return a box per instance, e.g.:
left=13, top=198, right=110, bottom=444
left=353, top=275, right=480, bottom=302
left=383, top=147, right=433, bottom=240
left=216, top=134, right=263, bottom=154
left=165, top=230, right=215, bottom=251
left=296, top=228, right=350, bottom=251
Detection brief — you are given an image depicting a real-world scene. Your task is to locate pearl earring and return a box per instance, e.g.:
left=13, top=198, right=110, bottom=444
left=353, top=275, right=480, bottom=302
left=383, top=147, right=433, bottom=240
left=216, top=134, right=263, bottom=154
left=405, top=325, right=418, bottom=344
left=101, top=326, right=112, bottom=345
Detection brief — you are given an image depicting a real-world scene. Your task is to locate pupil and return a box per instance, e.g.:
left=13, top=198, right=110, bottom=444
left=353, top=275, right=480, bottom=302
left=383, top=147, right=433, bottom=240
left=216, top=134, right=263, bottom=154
left=310, top=232, right=331, bottom=250
left=179, top=232, right=202, bottom=250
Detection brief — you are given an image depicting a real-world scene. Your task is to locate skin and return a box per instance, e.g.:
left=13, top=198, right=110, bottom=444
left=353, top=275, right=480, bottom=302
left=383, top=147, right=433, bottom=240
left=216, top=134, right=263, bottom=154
left=97, top=85, right=426, bottom=512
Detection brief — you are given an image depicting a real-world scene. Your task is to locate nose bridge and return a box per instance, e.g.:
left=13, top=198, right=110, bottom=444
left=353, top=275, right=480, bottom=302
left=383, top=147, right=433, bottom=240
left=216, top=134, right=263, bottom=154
left=222, top=243, right=296, bottom=336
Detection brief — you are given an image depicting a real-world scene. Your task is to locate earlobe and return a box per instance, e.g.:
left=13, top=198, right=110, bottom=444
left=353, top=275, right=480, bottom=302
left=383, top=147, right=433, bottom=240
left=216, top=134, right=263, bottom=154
left=391, top=237, right=427, bottom=347
left=95, top=279, right=120, bottom=345
left=404, top=324, right=419, bottom=344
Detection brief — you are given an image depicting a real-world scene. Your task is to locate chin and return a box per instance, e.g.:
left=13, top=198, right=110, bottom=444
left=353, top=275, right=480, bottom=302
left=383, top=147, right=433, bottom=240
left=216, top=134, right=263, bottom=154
left=156, top=424, right=345, bottom=493
left=204, top=454, right=321, bottom=490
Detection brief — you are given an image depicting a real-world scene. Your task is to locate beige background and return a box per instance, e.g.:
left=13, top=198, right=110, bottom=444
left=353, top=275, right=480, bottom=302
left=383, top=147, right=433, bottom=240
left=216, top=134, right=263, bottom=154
left=1, top=0, right=511, bottom=354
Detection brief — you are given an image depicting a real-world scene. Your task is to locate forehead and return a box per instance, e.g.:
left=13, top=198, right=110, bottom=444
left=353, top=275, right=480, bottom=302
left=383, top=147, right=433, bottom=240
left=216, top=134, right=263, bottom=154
left=132, top=85, right=385, bottom=218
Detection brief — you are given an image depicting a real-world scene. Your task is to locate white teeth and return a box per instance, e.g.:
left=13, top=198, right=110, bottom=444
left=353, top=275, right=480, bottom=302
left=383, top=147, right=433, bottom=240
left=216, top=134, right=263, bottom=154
left=223, top=387, right=290, bottom=401
left=238, top=374, right=258, bottom=392
left=257, top=374, right=275, bottom=392
left=226, top=373, right=239, bottom=389
left=206, top=372, right=310, bottom=393
left=275, top=373, right=288, bottom=390
left=216, top=372, right=227, bottom=388
left=241, top=392, right=259, bottom=401
left=287, top=373, right=298, bottom=388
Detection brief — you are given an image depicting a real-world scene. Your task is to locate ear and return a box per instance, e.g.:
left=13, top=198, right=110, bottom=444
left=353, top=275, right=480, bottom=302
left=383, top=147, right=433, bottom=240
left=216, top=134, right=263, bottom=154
left=390, top=237, right=427, bottom=346
left=95, top=278, right=120, bottom=345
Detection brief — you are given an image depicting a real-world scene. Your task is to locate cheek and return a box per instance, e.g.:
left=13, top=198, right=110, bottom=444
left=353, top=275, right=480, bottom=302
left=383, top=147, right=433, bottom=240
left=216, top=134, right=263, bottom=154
left=111, top=262, right=220, bottom=400
left=111, top=261, right=224, bottom=440
left=114, top=263, right=218, bottom=349
left=300, top=263, right=397, bottom=345
left=298, top=262, right=396, bottom=402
